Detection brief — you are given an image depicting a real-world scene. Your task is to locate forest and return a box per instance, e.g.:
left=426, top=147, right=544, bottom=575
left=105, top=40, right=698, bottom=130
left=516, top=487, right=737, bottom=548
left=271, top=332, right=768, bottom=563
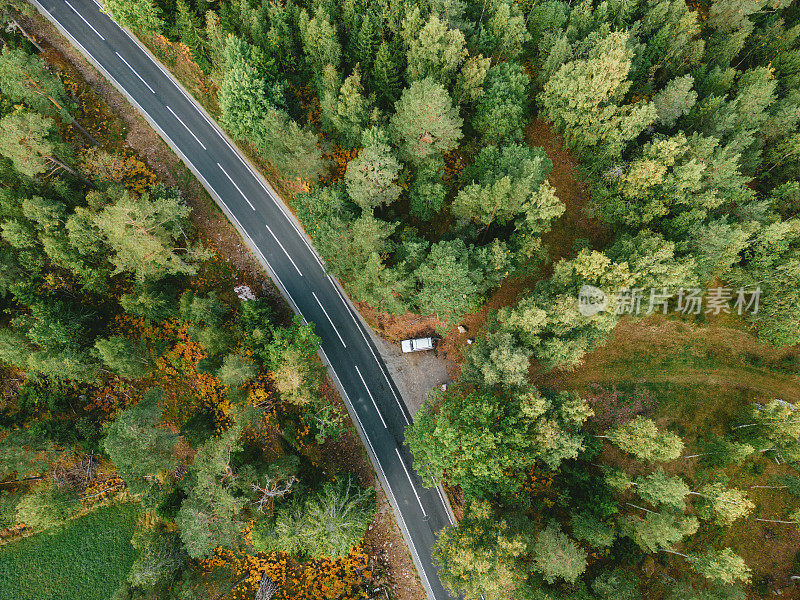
left=1, top=0, right=799, bottom=598
left=0, top=6, right=383, bottom=599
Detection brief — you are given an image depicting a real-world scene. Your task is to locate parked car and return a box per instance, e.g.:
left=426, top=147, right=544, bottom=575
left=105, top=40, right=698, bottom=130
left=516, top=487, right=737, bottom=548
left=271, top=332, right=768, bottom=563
left=401, top=336, right=435, bottom=353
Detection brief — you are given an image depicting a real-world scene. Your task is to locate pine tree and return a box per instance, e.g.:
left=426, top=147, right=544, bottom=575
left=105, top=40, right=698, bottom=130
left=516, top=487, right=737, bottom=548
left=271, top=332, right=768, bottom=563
left=354, top=14, right=376, bottom=70
left=479, top=0, right=529, bottom=61
left=93, top=186, right=210, bottom=281
left=320, top=68, right=370, bottom=148
left=0, top=46, right=73, bottom=122
left=532, top=521, right=588, bottom=584
left=219, top=35, right=271, bottom=141
left=453, top=54, right=491, bottom=105
left=95, top=336, right=150, bottom=378
left=462, top=331, right=532, bottom=388
left=414, top=239, right=481, bottom=323
left=174, top=0, right=208, bottom=71
left=344, top=127, right=402, bottom=210
left=302, top=475, right=376, bottom=558
left=127, top=514, right=186, bottom=589
left=103, top=0, right=164, bottom=33
left=102, top=389, right=178, bottom=494
left=252, top=475, right=375, bottom=559
left=572, top=513, right=615, bottom=548
left=372, top=41, right=401, bottom=107
left=0, top=111, right=64, bottom=178
left=451, top=144, right=555, bottom=228
left=652, top=75, right=698, bottom=128
left=216, top=353, right=257, bottom=388
left=409, top=171, right=447, bottom=220
left=298, top=7, right=341, bottom=72
left=540, top=30, right=657, bottom=160
left=267, top=316, right=322, bottom=406
left=473, top=62, right=530, bottom=145
left=391, top=78, right=463, bottom=164
left=257, top=107, right=324, bottom=181
left=405, top=14, right=467, bottom=85
left=406, top=385, right=540, bottom=497
left=349, top=252, right=410, bottom=313
left=176, top=425, right=245, bottom=558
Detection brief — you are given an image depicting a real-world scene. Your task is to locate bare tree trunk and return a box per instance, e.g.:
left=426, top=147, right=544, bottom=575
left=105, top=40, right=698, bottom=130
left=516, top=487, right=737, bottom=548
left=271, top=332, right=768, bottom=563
left=626, top=502, right=657, bottom=514
left=660, top=548, right=690, bottom=559
left=3, top=10, right=44, bottom=52
left=48, top=156, right=96, bottom=189
left=255, top=573, right=279, bottom=600
left=67, top=117, right=101, bottom=147
left=755, top=518, right=798, bottom=524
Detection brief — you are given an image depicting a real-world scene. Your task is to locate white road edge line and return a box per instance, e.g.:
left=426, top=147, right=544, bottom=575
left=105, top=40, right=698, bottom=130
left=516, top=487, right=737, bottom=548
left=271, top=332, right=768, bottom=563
left=330, top=277, right=411, bottom=425
left=435, top=486, right=455, bottom=525
left=216, top=162, right=255, bottom=211
left=114, top=51, right=155, bottom=94
left=64, top=0, right=105, bottom=40
left=265, top=223, right=303, bottom=277
left=32, top=7, right=444, bottom=597
left=113, top=25, right=328, bottom=273
left=395, top=448, right=427, bottom=517
left=312, top=292, right=346, bottom=348
left=354, top=365, right=387, bottom=429
left=33, top=2, right=299, bottom=320
left=166, top=106, right=206, bottom=150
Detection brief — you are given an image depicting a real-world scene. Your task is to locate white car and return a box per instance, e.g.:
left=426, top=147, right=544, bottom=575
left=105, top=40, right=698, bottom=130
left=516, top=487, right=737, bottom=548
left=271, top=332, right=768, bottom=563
left=401, top=337, right=435, bottom=353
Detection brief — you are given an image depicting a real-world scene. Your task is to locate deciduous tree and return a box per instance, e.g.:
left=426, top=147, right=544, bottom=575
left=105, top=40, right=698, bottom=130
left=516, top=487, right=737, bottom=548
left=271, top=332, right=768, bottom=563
left=433, top=500, right=527, bottom=600
left=604, top=417, right=684, bottom=462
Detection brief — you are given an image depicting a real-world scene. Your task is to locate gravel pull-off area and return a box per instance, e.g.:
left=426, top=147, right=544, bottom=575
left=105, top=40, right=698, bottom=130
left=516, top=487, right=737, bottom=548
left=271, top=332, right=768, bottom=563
left=370, top=335, right=454, bottom=416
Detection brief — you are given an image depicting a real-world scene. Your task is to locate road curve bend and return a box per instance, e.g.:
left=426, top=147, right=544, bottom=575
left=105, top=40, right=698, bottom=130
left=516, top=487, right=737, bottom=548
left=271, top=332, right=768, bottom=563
left=26, top=1, right=458, bottom=598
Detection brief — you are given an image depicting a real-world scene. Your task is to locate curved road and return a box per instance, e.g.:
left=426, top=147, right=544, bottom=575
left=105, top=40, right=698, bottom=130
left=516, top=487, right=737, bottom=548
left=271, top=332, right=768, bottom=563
left=28, top=1, right=457, bottom=598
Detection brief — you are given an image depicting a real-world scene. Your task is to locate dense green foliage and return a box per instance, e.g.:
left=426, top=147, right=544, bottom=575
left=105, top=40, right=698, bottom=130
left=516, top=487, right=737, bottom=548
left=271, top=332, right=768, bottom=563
left=4, top=0, right=800, bottom=597
left=0, top=28, right=374, bottom=600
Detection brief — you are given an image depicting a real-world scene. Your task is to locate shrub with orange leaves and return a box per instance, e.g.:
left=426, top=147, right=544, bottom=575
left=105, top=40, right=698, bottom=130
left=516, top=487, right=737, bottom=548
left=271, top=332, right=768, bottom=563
left=154, top=325, right=231, bottom=430
left=443, top=148, right=464, bottom=182
left=202, top=546, right=375, bottom=600
left=291, top=547, right=372, bottom=600
left=85, top=376, right=137, bottom=417
left=323, top=145, right=360, bottom=184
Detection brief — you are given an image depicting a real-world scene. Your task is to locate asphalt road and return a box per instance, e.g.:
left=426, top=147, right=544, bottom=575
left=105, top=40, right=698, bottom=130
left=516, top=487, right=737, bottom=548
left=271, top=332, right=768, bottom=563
left=28, top=1, right=458, bottom=598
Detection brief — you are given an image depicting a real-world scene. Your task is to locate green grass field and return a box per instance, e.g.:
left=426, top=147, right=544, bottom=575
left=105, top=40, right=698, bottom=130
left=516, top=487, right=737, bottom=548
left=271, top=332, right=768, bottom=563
left=0, top=503, right=140, bottom=600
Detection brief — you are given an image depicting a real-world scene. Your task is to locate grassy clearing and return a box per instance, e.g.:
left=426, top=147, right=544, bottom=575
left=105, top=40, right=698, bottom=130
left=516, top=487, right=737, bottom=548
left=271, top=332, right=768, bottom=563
left=534, top=313, right=800, bottom=586
left=535, top=315, right=800, bottom=403
left=0, top=503, right=140, bottom=600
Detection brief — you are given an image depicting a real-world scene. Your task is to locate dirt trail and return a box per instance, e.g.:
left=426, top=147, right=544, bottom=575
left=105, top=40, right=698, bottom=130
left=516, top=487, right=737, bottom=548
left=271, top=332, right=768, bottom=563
left=534, top=316, right=800, bottom=401
left=526, top=119, right=609, bottom=260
